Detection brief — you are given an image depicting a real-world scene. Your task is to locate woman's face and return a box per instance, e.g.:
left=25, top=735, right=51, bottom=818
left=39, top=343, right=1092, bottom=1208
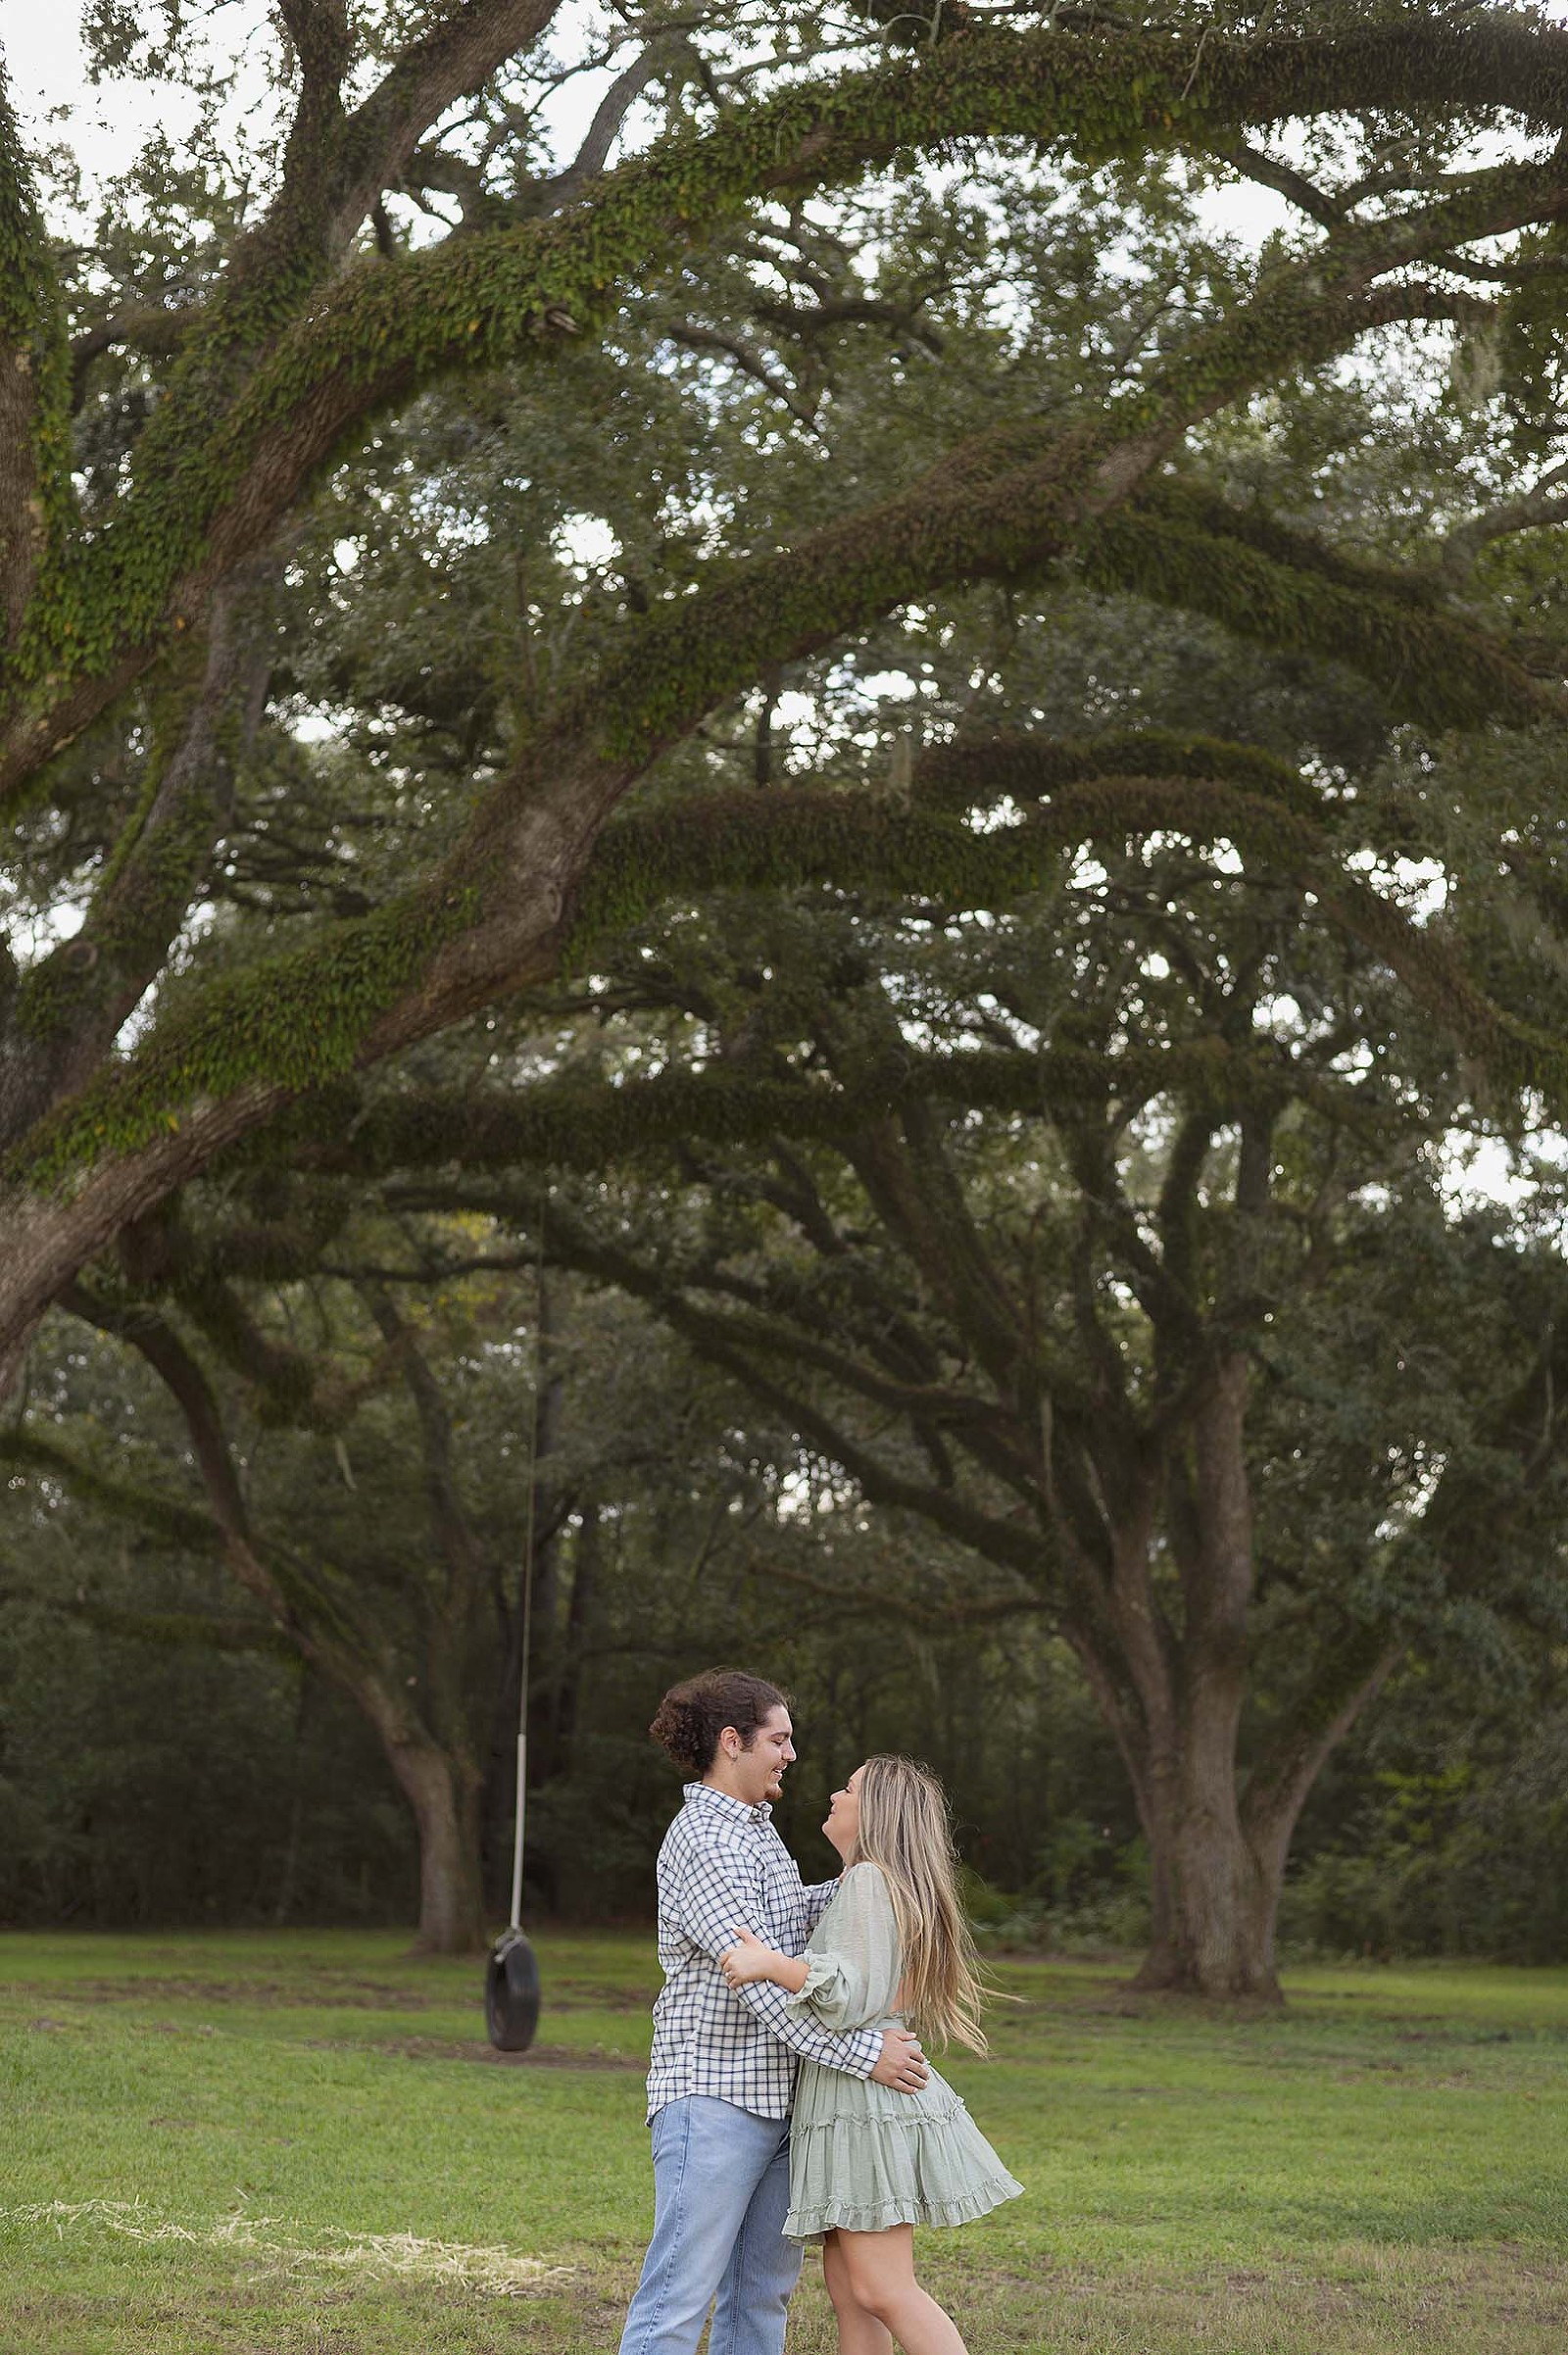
left=824, top=1764, right=865, bottom=1862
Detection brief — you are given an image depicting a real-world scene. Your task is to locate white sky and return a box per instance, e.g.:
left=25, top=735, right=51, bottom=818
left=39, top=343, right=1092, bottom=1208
left=1, top=2, right=607, bottom=203
left=3, top=6, right=217, bottom=165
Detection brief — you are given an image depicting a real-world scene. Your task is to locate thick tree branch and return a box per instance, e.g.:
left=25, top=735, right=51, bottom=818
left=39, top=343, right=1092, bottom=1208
left=1242, top=1630, right=1406, bottom=1859
left=362, top=1282, right=487, bottom=1625
left=0, top=74, right=70, bottom=647
left=334, top=2, right=564, bottom=251
left=58, top=1279, right=257, bottom=1544
left=0, top=1423, right=223, bottom=1557
left=911, top=724, right=1311, bottom=814
left=1442, top=455, right=1568, bottom=578
left=278, top=0, right=353, bottom=86
left=288, top=1036, right=1313, bottom=1185
left=1226, top=140, right=1340, bottom=228
left=1082, top=476, right=1554, bottom=731
left=2, top=579, right=273, bottom=1143
left=51, top=1276, right=445, bottom=1732
left=10, top=17, right=1568, bottom=793
left=845, top=1105, right=1031, bottom=1398
left=523, top=34, right=697, bottom=216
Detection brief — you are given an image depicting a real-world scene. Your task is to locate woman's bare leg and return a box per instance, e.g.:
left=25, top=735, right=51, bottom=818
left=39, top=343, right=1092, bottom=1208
left=820, top=2232, right=894, bottom=2355
left=834, top=2225, right=967, bottom=2355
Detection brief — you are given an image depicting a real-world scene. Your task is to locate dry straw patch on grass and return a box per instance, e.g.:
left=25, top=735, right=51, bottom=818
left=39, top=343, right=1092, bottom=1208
left=1, top=2199, right=568, bottom=2296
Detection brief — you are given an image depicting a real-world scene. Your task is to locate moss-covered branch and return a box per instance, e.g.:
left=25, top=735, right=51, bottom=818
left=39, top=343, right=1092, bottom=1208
left=569, top=767, right=1337, bottom=945
left=7, top=875, right=477, bottom=1192
left=304, top=1034, right=1352, bottom=1189
left=327, top=1, right=562, bottom=247
left=910, top=726, right=1314, bottom=815
left=0, top=72, right=73, bottom=650
left=9, top=605, right=270, bottom=1137
left=1083, top=480, right=1555, bottom=730
left=541, top=262, right=1561, bottom=783
left=13, top=754, right=1543, bottom=1199
left=570, top=770, right=1568, bottom=1104
left=0, top=1425, right=222, bottom=1555
left=14, top=14, right=1568, bottom=768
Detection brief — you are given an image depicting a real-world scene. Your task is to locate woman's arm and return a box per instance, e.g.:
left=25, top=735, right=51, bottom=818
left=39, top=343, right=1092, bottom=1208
left=723, top=1866, right=902, bottom=2028
left=780, top=1863, right=901, bottom=2030
left=719, top=1923, right=808, bottom=1991
left=670, top=1852, right=892, bottom=2080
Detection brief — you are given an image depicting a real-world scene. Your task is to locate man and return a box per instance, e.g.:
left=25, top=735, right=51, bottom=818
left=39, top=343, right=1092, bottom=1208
left=618, top=1667, right=930, bottom=2355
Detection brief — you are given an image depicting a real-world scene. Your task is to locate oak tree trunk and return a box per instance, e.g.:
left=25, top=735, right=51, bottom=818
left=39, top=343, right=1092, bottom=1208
left=386, top=1740, right=488, bottom=1955
left=1133, top=1777, right=1284, bottom=2000
left=1117, top=1361, right=1286, bottom=1998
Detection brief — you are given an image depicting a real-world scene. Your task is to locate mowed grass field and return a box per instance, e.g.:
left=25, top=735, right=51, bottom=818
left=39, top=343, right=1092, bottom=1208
left=1, top=1931, right=1566, bottom=2354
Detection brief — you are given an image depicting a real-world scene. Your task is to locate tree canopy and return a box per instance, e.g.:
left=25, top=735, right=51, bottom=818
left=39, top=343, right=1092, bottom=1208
left=6, top=1, right=1568, bottom=1394
left=11, top=3, right=1568, bottom=1984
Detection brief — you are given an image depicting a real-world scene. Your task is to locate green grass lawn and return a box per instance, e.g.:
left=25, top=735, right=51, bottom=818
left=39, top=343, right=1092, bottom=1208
left=2, top=1930, right=1566, bottom=2353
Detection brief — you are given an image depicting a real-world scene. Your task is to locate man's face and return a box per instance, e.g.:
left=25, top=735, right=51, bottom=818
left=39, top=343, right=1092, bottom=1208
left=730, top=1705, right=796, bottom=1807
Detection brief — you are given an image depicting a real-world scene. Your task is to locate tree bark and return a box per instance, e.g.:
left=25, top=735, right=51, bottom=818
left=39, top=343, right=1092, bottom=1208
left=1125, top=1357, right=1284, bottom=1997
left=386, top=1735, right=488, bottom=1955
left=1134, top=1778, right=1284, bottom=2000
left=272, top=1665, right=314, bottom=1926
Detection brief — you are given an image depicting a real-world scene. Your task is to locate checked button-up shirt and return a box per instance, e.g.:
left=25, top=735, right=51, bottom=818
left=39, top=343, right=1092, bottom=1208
left=644, top=1781, right=884, bottom=2122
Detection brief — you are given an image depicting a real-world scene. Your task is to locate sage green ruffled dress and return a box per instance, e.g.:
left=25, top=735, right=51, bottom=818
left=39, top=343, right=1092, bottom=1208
left=782, top=1860, right=1024, bottom=2240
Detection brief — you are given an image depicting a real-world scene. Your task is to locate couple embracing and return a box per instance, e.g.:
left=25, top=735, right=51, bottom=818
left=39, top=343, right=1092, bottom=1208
left=617, top=1668, right=1022, bottom=2355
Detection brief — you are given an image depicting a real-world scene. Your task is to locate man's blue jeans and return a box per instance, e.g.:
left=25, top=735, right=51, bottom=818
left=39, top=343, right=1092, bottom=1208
left=617, top=2094, right=804, bottom=2355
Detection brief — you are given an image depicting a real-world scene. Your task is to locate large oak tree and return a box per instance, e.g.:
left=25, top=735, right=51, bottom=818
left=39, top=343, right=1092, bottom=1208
left=274, top=732, right=1568, bottom=1995
left=5, top=0, right=1568, bottom=1403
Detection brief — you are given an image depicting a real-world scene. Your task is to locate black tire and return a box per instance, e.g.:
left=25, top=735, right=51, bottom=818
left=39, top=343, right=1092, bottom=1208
left=486, top=1928, right=542, bottom=2052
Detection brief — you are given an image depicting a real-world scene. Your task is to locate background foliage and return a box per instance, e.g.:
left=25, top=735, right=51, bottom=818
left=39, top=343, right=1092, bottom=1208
left=9, top=3, right=1568, bottom=1968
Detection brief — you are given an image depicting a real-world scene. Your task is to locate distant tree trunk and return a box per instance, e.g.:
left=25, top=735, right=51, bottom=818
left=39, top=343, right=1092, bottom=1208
left=552, top=1499, right=600, bottom=1769
left=1133, top=1359, right=1283, bottom=1995
left=1069, top=1354, right=1400, bottom=2000
left=387, top=1738, right=487, bottom=1955
left=1134, top=1770, right=1284, bottom=2000
left=272, top=1667, right=314, bottom=1926
left=1069, top=1358, right=1289, bottom=1998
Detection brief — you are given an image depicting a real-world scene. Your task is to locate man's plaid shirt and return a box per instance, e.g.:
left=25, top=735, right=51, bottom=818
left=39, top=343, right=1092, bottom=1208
left=644, top=1782, right=883, bottom=2122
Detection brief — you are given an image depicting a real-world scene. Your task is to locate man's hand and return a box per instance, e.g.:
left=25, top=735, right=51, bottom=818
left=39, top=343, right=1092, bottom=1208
left=870, top=2028, right=929, bottom=2093
left=719, top=1924, right=780, bottom=1988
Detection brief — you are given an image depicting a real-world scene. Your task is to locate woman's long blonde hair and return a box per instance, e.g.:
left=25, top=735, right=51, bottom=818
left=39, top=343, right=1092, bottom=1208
left=853, top=1753, right=990, bottom=2054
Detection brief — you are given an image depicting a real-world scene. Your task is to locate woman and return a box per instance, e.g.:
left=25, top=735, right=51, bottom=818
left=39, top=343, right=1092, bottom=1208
left=616, top=1671, right=929, bottom=2355
left=720, top=1754, right=1022, bottom=2355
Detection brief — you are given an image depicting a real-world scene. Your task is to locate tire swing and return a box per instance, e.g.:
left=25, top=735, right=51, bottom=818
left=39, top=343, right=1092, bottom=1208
left=486, top=1232, right=545, bottom=2053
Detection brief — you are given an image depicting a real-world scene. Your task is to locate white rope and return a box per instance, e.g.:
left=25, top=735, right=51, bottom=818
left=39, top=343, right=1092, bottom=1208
left=509, top=1199, right=547, bottom=1934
